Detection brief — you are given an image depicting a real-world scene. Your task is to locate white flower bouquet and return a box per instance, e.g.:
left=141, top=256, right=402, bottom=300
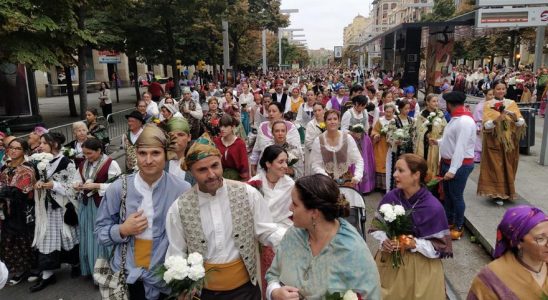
left=157, top=253, right=207, bottom=299
left=61, top=146, right=77, bottom=159
left=422, top=111, right=444, bottom=129
left=349, top=123, right=365, bottom=134
left=372, top=203, right=414, bottom=268
left=386, top=122, right=412, bottom=150
left=287, top=151, right=299, bottom=167
left=29, top=152, right=54, bottom=181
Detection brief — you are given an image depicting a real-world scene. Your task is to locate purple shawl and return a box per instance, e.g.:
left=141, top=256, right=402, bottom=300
left=380, top=187, right=453, bottom=257
left=493, top=205, right=548, bottom=258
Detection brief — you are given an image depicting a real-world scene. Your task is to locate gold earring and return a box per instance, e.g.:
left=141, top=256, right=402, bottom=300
left=312, top=217, right=316, bottom=231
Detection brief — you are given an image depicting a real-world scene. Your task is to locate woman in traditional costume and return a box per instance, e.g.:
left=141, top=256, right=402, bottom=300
left=64, top=121, right=88, bottom=168
left=386, top=99, right=415, bottom=191
left=414, top=94, right=447, bottom=181
left=472, top=89, right=493, bottom=163
left=304, top=102, right=326, bottom=175
left=371, top=103, right=396, bottom=192
left=266, top=174, right=381, bottom=300
left=477, top=80, right=526, bottom=203
left=468, top=205, right=548, bottom=299
left=250, top=102, right=300, bottom=176
left=31, top=132, right=80, bottom=292
left=402, top=86, right=420, bottom=118
left=249, top=145, right=294, bottom=298
left=309, top=109, right=363, bottom=187
left=288, top=87, right=304, bottom=118
left=0, top=138, right=37, bottom=285
left=85, top=108, right=110, bottom=150
left=213, top=114, right=249, bottom=181
left=270, top=120, right=304, bottom=179
left=341, top=95, right=376, bottom=193
left=371, top=154, right=452, bottom=300
left=378, top=91, right=395, bottom=118
left=73, top=138, right=121, bottom=277
left=202, top=97, right=224, bottom=138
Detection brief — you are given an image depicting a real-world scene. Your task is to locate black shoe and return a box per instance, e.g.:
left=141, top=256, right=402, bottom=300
left=71, top=265, right=81, bottom=278
left=8, top=272, right=29, bottom=285
left=29, top=274, right=57, bottom=293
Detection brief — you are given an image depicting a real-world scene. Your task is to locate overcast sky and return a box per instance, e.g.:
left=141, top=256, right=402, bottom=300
left=280, top=0, right=373, bottom=50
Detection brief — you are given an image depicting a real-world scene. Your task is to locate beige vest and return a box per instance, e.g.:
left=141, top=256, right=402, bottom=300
left=177, top=180, right=258, bottom=284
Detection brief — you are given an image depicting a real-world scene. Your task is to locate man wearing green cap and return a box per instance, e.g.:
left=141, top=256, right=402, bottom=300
left=96, top=125, right=191, bottom=299
left=165, top=133, right=286, bottom=300
left=165, top=117, right=194, bottom=185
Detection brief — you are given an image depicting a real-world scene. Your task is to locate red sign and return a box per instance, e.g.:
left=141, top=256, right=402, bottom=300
left=98, top=50, right=120, bottom=56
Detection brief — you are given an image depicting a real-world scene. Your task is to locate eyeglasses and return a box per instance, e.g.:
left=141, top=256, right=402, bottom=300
left=8, top=147, right=23, bottom=151
left=533, top=236, right=548, bottom=247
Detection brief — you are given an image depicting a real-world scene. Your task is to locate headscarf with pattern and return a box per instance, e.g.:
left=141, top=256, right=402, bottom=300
left=135, top=124, right=168, bottom=149
left=182, top=133, right=220, bottom=170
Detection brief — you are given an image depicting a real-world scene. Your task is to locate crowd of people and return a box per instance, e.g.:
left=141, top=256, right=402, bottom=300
left=0, top=65, right=545, bottom=299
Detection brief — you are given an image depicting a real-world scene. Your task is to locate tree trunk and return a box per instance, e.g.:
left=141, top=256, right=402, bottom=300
left=64, top=65, right=78, bottom=117
left=77, top=5, right=87, bottom=119
left=164, top=19, right=180, bottom=98
left=128, top=55, right=140, bottom=102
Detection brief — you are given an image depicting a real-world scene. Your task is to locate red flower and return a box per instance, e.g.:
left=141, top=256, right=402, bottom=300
left=246, top=180, right=262, bottom=190
left=496, top=229, right=503, bottom=242
left=494, top=102, right=505, bottom=113
left=211, top=118, right=220, bottom=126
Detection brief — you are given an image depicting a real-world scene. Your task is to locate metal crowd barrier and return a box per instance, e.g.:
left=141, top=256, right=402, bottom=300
left=106, top=108, right=134, bottom=141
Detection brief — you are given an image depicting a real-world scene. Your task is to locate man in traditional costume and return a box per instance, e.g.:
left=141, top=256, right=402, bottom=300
left=431, top=91, right=476, bottom=240
left=165, top=133, right=286, bottom=300
left=179, top=87, right=203, bottom=139
left=122, top=110, right=144, bottom=172
left=95, top=125, right=191, bottom=299
left=165, top=117, right=195, bottom=185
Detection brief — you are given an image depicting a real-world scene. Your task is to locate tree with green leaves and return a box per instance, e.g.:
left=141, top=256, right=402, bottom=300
left=421, top=0, right=456, bottom=22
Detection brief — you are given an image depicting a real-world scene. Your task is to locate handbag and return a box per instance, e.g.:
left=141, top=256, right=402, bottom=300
left=64, top=202, right=78, bottom=226
left=93, top=175, right=129, bottom=300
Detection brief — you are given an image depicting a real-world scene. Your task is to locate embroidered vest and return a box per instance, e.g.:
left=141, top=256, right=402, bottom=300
left=177, top=180, right=258, bottom=284
left=124, top=133, right=137, bottom=172
left=319, top=134, right=350, bottom=180
left=78, top=157, right=113, bottom=207
left=180, top=100, right=201, bottom=138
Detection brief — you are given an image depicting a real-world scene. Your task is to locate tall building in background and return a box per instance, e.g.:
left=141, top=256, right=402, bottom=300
left=343, top=15, right=370, bottom=49
left=371, top=0, right=400, bottom=33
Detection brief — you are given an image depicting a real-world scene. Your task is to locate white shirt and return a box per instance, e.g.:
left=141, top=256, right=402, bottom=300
left=239, top=92, right=254, bottom=107
left=134, top=173, right=163, bottom=240
left=325, top=96, right=345, bottom=110
left=0, top=260, right=7, bottom=289
left=146, top=101, right=159, bottom=118
left=341, top=108, right=369, bottom=133
left=168, top=159, right=187, bottom=183
left=78, top=154, right=122, bottom=197
left=129, top=128, right=143, bottom=145
left=438, top=114, right=476, bottom=174
left=371, top=231, right=439, bottom=259
left=180, top=99, right=204, bottom=120
left=250, top=172, right=294, bottom=228
left=165, top=183, right=286, bottom=262
left=295, top=103, right=314, bottom=128
left=309, top=132, right=364, bottom=182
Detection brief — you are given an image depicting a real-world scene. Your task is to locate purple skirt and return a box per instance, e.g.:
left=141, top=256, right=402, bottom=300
left=351, top=134, right=376, bottom=193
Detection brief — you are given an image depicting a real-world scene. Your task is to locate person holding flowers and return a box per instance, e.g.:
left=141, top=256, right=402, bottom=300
left=31, top=132, right=80, bottom=292
left=370, top=153, right=452, bottom=300
left=166, top=133, right=286, bottom=300
left=270, top=120, right=304, bottom=179
left=468, top=205, right=548, bottom=299
left=385, top=99, right=415, bottom=191
left=95, top=125, right=191, bottom=299
left=371, top=103, right=397, bottom=192
left=73, top=138, right=121, bottom=277
left=213, top=114, right=250, bottom=181
left=341, top=95, right=376, bottom=194
left=309, top=109, right=364, bottom=187
left=266, top=174, right=381, bottom=300
left=477, top=80, right=526, bottom=204
left=201, top=97, right=224, bottom=138
left=414, top=94, right=447, bottom=182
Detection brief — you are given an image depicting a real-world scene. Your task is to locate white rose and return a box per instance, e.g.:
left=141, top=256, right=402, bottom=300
left=164, top=255, right=186, bottom=270
left=343, top=290, right=359, bottom=300
left=43, top=153, right=54, bottom=161
left=171, top=263, right=190, bottom=280
left=187, top=264, right=206, bottom=281
left=30, top=153, right=43, bottom=161
left=379, top=204, right=392, bottom=215
left=187, top=252, right=203, bottom=267
left=163, top=268, right=175, bottom=284
left=37, top=161, right=47, bottom=171
left=429, top=112, right=436, bottom=117
left=433, top=120, right=441, bottom=127
left=393, top=205, right=406, bottom=216
left=383, top=211, right=397, bottom=223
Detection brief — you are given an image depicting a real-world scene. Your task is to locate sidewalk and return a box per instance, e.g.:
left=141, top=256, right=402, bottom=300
left=37, top=87, right=141, bottom=129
